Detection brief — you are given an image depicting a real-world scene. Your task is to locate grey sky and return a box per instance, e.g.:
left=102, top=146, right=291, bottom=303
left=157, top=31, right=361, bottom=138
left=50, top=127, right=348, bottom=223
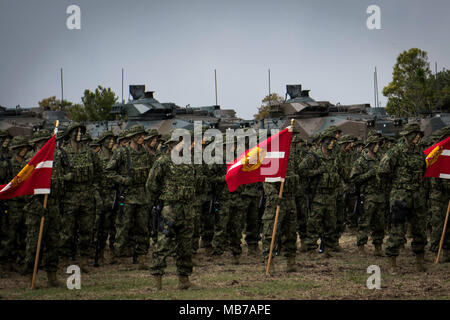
left=1, top=0, right=449, bottom=119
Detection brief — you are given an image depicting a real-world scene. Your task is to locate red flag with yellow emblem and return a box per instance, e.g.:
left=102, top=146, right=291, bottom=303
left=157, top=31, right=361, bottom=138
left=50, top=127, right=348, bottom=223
left=0, top=134, right=56, bottom=200
left=225, top=128, right=292, bottom=192
left=424, top=136, right=450, bottom=179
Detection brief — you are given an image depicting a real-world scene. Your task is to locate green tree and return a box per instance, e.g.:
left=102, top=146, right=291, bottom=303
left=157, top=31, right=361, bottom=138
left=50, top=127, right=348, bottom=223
left=430, top=69, right=450, bottom=112
left=68, top=103, right=89, bottom=122
left=38, top=96, right=72, bottom=111
left=383, top=48, right=434, bottom=116
left=254, top=93, right=284, bottom=120
left=68, top=86, right=118, bottom=121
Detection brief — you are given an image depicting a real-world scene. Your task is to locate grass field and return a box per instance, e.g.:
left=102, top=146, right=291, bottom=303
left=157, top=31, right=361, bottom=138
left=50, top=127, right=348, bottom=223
left=0, top=233, right=449, bottom=300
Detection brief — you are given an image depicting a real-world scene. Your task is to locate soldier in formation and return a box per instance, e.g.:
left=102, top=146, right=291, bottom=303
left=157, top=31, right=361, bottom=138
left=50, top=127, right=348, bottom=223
left=1, top=121, right=450, bottom=290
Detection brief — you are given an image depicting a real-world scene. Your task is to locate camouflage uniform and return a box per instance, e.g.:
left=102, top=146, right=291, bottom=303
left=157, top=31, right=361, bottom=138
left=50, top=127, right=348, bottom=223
left=298, top=132, right=340, bottom=256
left=105, top=125, right=152, bottom=261
left=293, top=135, right=308, bottom=248
left=379, top=135, right=396, bottom=234
left=428, top=128, right=450, bottom=259
left=146, top=136, right=196, bottom=281
left=212, top=182, right=245, bottom=258
left=349, top=136, right=385, bottom=253
left=93, top=131, right=118, bottom=260
left=4, top=136, right=32, bottom=270
left=22, top=130, right=63, bottom=279
left=192, top=161, right=213, bottom=254
left=0, top=130, right=12, bottom=267
left=378, top=123, right=427, bottom=271
left=262, top=135, right=299, bottom=270
left=143, top=129, right=161, bottom=245
left=334, top=134, right=357, bottom=249
left=241, top=182, right=261, bottom=252
left=211, top=135, right=245, bottom=259
left=57, top=123, right=102, bottom=263
left=429, top=177, right=450, bottom=258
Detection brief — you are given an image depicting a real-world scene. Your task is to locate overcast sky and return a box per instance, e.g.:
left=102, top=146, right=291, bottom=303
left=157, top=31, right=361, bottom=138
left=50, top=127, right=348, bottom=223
left=1, top=0, right=449, bottom=119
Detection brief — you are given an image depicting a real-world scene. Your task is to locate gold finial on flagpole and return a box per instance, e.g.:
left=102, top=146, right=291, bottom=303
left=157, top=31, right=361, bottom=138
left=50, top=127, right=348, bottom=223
left=289, top=119, right=294, bottom=132
left=54, top=120, right=59, bottom=135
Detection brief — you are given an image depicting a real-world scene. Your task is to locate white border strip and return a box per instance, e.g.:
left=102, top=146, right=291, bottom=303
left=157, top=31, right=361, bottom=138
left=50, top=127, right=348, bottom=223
left=439, top=173, right=450, bottom=179
left=265, top=177, right=284, bottom=182
left=442, top=150, right=450, bottom=156
left=34, top=188, right=51, bottom=194
left=228, top=162, right=242, bottom=172
left=0, top=182, right=11, bottom=193
left=35, top=161, right=53, bottom=169
left=266, top=152, right=285, bottom=158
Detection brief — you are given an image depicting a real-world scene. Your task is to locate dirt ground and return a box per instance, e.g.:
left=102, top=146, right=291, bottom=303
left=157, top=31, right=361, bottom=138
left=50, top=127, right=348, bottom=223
left=0, top=233, right=449, bottom=300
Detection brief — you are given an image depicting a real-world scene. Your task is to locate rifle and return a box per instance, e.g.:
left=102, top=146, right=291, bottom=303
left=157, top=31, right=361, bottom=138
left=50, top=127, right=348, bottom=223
left=150, top=201, right=163, bottom=240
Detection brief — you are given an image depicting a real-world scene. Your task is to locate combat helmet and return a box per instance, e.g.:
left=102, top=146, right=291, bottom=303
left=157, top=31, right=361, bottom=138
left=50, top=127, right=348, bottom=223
left=309, top=131, right=322, bottom=145
left=65, top=122, right=86, bottom=139
left=90, top=139, right=101, bottom=148
left=164, top=130, right=183, bottom=146
left=321, top=125, right=342, bottom=139
left=97, top=131, right=114, bottom=144
left=9, top=136, right=31, bottom=150
left=0, top=130, right=12, bottom=139
left=125, top=125, right=146, bottom=138
left=437, top=126, right=450, bottom=141
left=292, top=134, right=305, bottom=144
left=82, top=132, right=93, bottom=142
left=399, top=123, right=423, bottom=136
left=144, top=129, right=160, bottom=141
left=337, top=134, right=356, bottom=145
left=319, top=130, right=337, bottom=143
left=367, top=130, right=382, bottom=139
left=30, top=129, right=52, bottom=144
left=364, top=135, right=382, bottom=149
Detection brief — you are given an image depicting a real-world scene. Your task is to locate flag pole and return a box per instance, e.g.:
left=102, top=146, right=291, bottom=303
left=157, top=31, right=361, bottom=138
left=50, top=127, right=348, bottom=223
left=265, top=179, right=285, bottom=275
left=265, top=119, right=294, bottom=275
left=31, top=195, right=48, bottom=290
left=435, top=199, right=450, bottom=264
left=31, top=120, right=59, bottom=290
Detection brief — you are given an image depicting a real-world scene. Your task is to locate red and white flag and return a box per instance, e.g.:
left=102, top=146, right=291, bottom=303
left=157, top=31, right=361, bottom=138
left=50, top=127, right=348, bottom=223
left=225, top=127, right=292, bottom=192
left=424, top=136, right=450, bottom=179
left=0, top=134, right=56, bottom=200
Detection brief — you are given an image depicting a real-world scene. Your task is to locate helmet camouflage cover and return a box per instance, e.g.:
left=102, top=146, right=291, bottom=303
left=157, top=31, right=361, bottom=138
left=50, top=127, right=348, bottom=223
left=65, top=122, right=87, bottom=139
left=125, top=125, right=146, bottom=138
left=0, top=130, right=12, bottom=139
left=10, top=136, right=31, bottom=150
left=399, top=123, right=423, bottom=136
left=364, top=135, right=382, bottom=149
left=30, top=129, right=52, bottom=144
left=337, top=134, right=356, bottom=145
left=97, top=131, right=114, bottom=143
